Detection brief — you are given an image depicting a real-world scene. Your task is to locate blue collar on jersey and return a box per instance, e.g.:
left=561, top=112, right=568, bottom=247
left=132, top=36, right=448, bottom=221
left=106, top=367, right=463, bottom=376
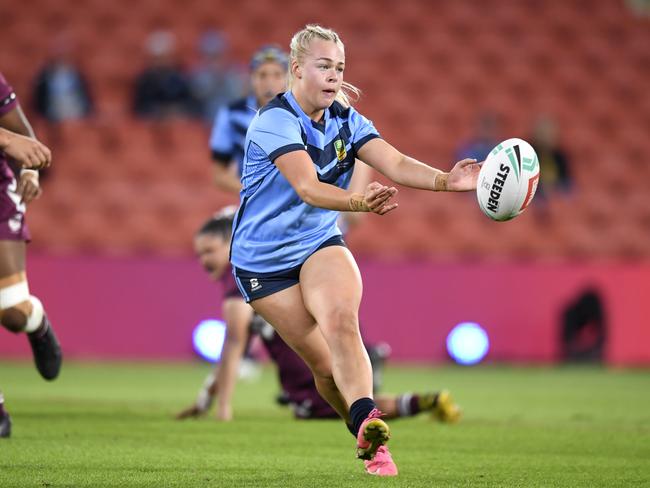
left=284, top=91, right=331, bottom=133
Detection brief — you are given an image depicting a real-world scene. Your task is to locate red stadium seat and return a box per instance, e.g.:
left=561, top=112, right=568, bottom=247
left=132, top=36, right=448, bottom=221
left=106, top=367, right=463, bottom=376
left=2, top=0, right=647, bottom=259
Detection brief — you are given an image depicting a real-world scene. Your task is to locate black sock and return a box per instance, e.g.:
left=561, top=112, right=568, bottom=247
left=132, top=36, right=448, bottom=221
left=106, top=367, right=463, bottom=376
left=349, top=397, right=377, bottom=436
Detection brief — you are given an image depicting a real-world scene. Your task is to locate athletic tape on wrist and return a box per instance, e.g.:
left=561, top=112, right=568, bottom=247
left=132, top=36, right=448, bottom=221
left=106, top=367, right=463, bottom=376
left=349, top=193, right=370, bottom=212
left=433, top=173, right=449, bottom=191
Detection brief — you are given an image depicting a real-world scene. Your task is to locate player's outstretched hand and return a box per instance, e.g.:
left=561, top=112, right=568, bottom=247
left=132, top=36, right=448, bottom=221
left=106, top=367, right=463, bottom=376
left=17, top=170, right=42, bottom=204
left=363, top=181, right=399, bottom=215
left=447, top=158, right=481, bottom=192
left=175, top=403, right=207, bottom=420
left=0, top=129, right=51, bottom=169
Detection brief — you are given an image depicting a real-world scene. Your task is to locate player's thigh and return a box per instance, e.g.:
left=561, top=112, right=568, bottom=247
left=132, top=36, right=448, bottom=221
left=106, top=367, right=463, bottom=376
left=0, top=240, right=26, bottom=279
left=299, top=245, right=363, bottom=328
left=251, top=284, right=332, bottom=375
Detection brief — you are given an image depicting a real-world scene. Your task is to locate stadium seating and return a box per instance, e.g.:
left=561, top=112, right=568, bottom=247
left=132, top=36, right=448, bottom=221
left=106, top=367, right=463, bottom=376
left=2, top=0, right=648, bottom=260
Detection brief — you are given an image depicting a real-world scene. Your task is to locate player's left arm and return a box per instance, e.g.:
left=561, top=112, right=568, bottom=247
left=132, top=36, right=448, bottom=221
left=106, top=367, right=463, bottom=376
left=214, top=297, right=254, bottom=421
left=0, top=105, right=46, bottom=203
left=357, top=138, right=480, bottom=192
left=176, top=298, right=253, bottom=421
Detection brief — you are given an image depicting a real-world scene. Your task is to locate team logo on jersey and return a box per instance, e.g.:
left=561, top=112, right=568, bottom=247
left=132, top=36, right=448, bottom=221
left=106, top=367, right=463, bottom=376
left=334, top=139, right=347, bottom=162
left=8, top=214, right=22, bottom=233
left=250, top=278, right=261, bottom=291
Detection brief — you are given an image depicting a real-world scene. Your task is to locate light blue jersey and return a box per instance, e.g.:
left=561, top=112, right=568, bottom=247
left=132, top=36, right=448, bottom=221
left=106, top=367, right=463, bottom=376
left=230, top=91, right=380, bottom=273
left=209, top=95, right=258, bottom=176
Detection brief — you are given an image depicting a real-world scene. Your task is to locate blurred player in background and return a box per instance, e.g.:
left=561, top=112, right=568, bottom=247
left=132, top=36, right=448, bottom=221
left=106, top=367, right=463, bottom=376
left=209, top=44, right=290, bottom=194
left=176, top=211, right=461, bottom=423
left=229, top=25, right=479, bottom=476
left=0, top=72, right=62, bottom=438
left=203, top=46, right=289, bottom=421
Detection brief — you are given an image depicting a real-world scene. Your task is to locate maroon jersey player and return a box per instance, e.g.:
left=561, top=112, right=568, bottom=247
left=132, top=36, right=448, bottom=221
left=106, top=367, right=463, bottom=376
left=0, top=72, right=62, bottom=439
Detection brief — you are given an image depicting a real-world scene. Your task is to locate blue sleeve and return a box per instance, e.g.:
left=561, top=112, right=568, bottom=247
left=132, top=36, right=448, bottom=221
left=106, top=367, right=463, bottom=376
left=348, top=107, right=381, bottom=153
left=209, top=105, right=234, bottom=164
left=251, top=108, right=305, bottom=162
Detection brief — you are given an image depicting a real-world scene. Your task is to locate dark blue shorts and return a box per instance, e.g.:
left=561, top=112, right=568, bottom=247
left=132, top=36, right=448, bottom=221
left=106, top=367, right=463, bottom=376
left=233, top=235, right=346, bottom=303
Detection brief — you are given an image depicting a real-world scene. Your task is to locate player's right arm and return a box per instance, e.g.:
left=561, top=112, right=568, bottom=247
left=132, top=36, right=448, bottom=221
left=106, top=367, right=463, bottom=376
left=0, top=106, right=51, bottom=170
left=275, top=151, right=397, bottom=214
left=338, top=159, right=373, bottom=229
left=256, top=108, right=397, bottom=215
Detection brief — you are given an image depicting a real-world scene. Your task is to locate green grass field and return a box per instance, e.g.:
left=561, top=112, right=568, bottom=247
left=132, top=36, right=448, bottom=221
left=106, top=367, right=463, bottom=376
left=0, top=361, right=648, bottom=487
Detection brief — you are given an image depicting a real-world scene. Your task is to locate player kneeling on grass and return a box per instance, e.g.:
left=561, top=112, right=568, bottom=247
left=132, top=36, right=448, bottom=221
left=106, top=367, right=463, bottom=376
left=176, top=211, right=461, bottom=424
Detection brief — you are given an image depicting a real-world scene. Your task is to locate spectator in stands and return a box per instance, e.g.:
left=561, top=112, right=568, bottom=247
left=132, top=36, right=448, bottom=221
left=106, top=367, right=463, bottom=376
left=133, top=30, right=192, bottom=119
left=626, top=0, right=650, bottom=17
left=456, top=112, right=500, bottom=162
left=530, top=115, right=573, bottom=199
left=32, top=34, right=94, bottom=123
left=189, top=30, right=246, bottom=122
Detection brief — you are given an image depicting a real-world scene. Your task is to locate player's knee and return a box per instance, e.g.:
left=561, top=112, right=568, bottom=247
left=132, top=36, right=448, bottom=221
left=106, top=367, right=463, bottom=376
left=0, top=279, right=44, bottom=332
left=1, top=307, right=28, bottom=333
left=0, top=294, right=44, bottom=334
left=321, top=307, right=359, bottom=339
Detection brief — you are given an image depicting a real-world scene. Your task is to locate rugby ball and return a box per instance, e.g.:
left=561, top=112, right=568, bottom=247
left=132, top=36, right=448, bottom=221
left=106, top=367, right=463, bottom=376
left=476, top=138, right=540, bottom=221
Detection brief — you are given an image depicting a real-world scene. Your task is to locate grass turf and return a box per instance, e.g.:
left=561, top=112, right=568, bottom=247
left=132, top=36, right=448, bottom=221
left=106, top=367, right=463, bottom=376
left=0, top=361, right=648, bottom=487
